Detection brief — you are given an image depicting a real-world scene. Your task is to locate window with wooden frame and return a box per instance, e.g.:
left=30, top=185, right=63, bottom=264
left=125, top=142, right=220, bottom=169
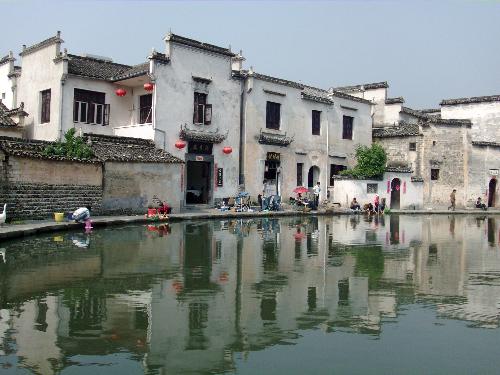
left=409, top=142, right=416, bottom=151
left=329, top=164, right=347, bottom=186
left=266, top=101, right=281, bottom=130
left=431, top=169, right=440, bottom=180
left=342, top=115, right=353, bottom=140
left=40, top=89, right=51, bottom=123
left=193, top=92, right=212, bottom=125
left=73, top=89, right=109, bottom=126
left=312, top=110, right=321, bottom=135
left=139, top=94, right=153, bottom=124
left=297, top=163, right=303, bottom=186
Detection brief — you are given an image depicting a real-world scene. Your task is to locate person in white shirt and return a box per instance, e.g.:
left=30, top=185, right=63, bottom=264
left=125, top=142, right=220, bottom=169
left=313, top=182, right=321, bottom=210
left=72, top=206, right=90, bottom=222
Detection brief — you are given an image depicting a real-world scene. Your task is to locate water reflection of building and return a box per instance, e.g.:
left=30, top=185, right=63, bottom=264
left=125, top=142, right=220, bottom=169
left=1, top=216, right=500, bottom=373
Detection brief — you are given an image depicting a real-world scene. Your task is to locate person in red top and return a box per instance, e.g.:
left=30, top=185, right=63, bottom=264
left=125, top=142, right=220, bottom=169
left=158, top=201, right=172, bottom=215
left=374, top=195, right=380, bottom=213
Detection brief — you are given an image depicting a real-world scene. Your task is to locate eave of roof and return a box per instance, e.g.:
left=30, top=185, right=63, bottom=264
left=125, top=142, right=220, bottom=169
left=385, top=97, right=405, bottom=105
left=166, top=33, right=236, bottom=57
left=334, top=81, right=389, bottom=93
left=19, top=33, right=63, bottom=57
left=440, top=95, right=500, bottom=106
left=471, top=140, right=500, bottom=148
left=67, top=54, right=132, bottom=81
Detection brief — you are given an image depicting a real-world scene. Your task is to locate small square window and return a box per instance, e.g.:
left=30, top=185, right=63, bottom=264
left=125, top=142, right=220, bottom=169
left=431, top=169, right=439, bottom=180
left=1, top=93, right=5, bottom=100
left=432, top=141, right=436, bottom=146
left=367, top=183, right=378, bottom=193
left=409, top=142, right=416, bottom=151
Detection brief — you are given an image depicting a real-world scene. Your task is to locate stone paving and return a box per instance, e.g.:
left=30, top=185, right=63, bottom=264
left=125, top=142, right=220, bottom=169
left=1, top=207, right=499, bottom=241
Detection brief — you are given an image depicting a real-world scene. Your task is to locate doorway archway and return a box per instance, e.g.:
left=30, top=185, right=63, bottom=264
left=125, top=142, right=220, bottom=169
left=308, top=166, right=320, bottom=188
left=488, top=178, right=497, bottom=207
left=391, top=178, right=401, bottom=209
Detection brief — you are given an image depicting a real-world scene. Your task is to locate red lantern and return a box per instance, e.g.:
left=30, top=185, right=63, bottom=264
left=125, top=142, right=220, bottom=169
left=144, top=82, right=154, bottom=91
left=115, top=88, right=127, bottom=97
left=175, top=140, right=186, bottom=149
left=222, top=146, right=232, bottom=154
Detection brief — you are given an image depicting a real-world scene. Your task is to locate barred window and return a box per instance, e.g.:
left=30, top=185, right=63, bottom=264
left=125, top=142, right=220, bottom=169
left=409, top=142, right=416, bottom=151
left=431, top=169, right=439, bottom=180
left=367, top=183, right=378, bottom=193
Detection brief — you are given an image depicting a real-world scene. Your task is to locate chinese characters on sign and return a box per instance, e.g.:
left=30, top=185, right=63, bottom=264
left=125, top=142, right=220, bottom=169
left=188, top=141, right=213, bottom=155
left=266, top=152, right=280, bottom=161
left=217, top=168, right=223, bottom=187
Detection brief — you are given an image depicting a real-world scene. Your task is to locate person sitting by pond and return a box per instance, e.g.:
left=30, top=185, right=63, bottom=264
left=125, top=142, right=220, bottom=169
left=379, top=197, right=387, bottom=213
left=476, top=197, right=487, bottom=211
left=157, top=201, right=172, bottom=219
left=72, top=206, right=91, bottom=223
left=350, top=198, right=361, bottom=211
left=363, top=203, right=375, bottom=215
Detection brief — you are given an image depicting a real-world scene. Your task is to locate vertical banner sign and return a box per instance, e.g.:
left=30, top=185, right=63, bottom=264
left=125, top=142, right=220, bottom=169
left=181, top=165, right=184, bottom=191
left=403, top=181, right=406, bottom=194
left=387, top=180, right=390, bottom=193
left=217, top=168, right=223, bottom=187
left=214, top=163, right=218, bottom=191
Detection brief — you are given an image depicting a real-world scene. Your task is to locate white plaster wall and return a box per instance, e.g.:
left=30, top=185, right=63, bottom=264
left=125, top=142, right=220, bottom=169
left=153, top=43, right=241, bottom=202
left=382, top=103, right=403, bottom=125
left=0, top=63, right=14, bottom=108
left=62, top=76, right=137, bottom=137
left=332, top=172, right=423, bottom=209
left=467, top=146, right=500, bottom=207
left=441, top=102, right=500, bottom=141
left=0, top=127, right=23, bottom=138
left=16, top=44, right=64, bottom=141
left=243, top=78, right=372, bottom=203
left=114, top=123, right=154, bottom=139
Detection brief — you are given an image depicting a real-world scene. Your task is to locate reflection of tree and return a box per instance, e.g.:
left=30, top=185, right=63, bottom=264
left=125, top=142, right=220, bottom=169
left=353, top=245, right=385, bottom=289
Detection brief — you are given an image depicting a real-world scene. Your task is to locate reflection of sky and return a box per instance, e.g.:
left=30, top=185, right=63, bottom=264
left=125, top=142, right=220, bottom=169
left=0, top=216, right=499, bottom=374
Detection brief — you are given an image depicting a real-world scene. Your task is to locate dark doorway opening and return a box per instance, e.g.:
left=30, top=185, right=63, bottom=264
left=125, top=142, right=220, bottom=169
left=488, top=178, right=497, bottom=207
left=308, top=166, right=320, bottom=188
left=391, top=178, right=401, bottom=209
left=186, top=161, right=211, bottom=204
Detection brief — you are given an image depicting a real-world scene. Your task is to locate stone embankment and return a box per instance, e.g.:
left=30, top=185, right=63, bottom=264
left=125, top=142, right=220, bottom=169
left=1, top=208, right=499, bottom=241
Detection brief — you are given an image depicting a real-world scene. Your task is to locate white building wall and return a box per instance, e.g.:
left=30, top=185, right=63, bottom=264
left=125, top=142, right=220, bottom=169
left=153, top=42, right=241, bottom=203
left=332, top=172, right=423, bottom=209
left=16, top=43, right=64, bottom=141
left=0, top=62, right=14, bottom=109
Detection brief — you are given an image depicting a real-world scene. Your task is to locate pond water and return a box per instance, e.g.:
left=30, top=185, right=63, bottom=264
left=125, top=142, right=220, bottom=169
left=0, top=215, right=500, bottom=374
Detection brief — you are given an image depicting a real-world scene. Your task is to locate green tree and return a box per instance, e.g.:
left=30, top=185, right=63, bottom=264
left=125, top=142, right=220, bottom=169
left=43, top=128, right=94, bottom=160
left=340, top=144, right=387, bottom=179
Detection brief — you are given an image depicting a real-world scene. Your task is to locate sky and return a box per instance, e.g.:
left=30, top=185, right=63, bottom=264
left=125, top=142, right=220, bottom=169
left=1, top=0, right=499, bottom=108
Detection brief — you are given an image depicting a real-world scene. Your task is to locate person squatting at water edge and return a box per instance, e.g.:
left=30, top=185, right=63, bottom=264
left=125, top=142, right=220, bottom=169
left=72, top=206, right=90, bottom=223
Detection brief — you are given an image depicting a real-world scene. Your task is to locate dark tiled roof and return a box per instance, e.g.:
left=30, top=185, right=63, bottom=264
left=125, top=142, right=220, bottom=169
left=0, top=54, right=14, bottom=66
left=19, top=33, right=63, bottom=56
left=431, top=118, right=471, bottom=127
left=67, top=54, right=132, bottom=80
left=0, top=136, right=98, bottom=163
left=372, top=122, right=421, bottom=138
left=112, top=62, right=149, bottom=81
left=85, top=133, right=183, bottom=163
left=166, top=33, right=235, bottom=57
left=252, top=72, right=305, bottom=89
left=301, top=86, right=333, bottom=105
left=258, top=130, right=294, bottom=147
left=385, top=97, right=405, bottom=104
left=385, top=166, right=413, bottom=173
left=400, top=106, right=429, bottom=120
left=149, top=51, right=170, bottom=64
left=440, top=95, right=500, bottom=106
left=328, top=89, right=373, bottom=104
left=471, top=140, right=500, bottom=148
left=334, top=81, right=388, bottom=92
left=419, top=108, right=441, bottom=114
left=0, top=133, right=182, bottom=164
left=411, top=176, right=424, bottom=182
left=179, top=124, right=227, bottom=144
left=0, top=102, right=17, bottom=127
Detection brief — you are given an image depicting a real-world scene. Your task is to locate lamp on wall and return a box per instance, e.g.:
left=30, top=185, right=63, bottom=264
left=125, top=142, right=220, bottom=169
left=115, top=88, right=127, bottom=97
left=222, top=146, right=233, bottom=154
left=175, top=140, right=186, bottom=149
left=144, top=83, right=154, bottom=92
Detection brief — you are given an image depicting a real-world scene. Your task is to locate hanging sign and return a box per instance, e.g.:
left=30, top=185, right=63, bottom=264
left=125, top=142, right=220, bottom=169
left=387, top=180, right=390, bottom=193
left=217, top=168, right=223, bottom=187
left=266, top=152, right=280, bottom=161
left=489, top=169, right=499, bottom=176
left=188, top=141, right=213, bottom=155
left=403, top=181, right=407, bottom=194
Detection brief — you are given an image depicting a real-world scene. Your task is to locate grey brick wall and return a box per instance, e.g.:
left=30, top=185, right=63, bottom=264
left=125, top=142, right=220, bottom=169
left=0, top=183, right=102, bottom=220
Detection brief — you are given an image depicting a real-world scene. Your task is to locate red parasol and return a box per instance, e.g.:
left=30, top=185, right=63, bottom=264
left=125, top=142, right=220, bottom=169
left=293, top=186, right=309, bottom=194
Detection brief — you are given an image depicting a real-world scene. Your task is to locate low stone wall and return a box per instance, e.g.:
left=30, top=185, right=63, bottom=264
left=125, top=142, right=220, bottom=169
left=1, top=182, right=102, bottom=220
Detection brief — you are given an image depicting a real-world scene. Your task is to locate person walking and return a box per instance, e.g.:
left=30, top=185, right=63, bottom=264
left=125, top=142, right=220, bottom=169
left=313, top=181, right=321, bottom=210
left=448, top=189, right=457, bottom=211
left=374, top=194, right=380, bottom=213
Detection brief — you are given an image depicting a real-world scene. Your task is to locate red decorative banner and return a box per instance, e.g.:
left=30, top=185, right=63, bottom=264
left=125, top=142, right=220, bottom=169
left=403, top=181, right=406, bottom=194
left=387, top=180, right=390, bottom=193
